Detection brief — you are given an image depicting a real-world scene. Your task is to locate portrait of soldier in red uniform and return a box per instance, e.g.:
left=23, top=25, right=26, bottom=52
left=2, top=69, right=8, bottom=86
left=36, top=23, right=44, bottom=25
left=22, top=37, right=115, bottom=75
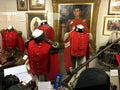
left=60, top=5, right=91, bottom=41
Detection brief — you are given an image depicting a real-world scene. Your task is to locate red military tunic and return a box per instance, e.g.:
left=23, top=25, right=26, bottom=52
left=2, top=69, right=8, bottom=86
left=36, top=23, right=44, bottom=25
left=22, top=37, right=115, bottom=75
left=37, top=24, right=54, bottom=41
left=27, top=40, right=60, bottom=81
left=70, top=31, right=90, bottom=59
left=64, top=18, right=89, bottom=72
left=64, top=37, right=72, bottom=72
left=1, top=29, right=25, bottom=52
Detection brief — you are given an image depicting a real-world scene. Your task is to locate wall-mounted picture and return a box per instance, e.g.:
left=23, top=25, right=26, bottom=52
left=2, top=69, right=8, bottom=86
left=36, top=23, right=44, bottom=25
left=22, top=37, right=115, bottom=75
left=108, top=0, right=120, bottom=15
left=103, top=16, right=120, bottom=35
left=26, top=12, right=47, bottom=39
left=29, top=0, right=45, bottom=10
left=58, top=3, right=94, bottom=41
left=17, top=0, right=28, bottom=11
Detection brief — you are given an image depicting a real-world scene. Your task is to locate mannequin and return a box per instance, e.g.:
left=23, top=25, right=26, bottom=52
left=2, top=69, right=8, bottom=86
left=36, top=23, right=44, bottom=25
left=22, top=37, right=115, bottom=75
left=37, top=20, right=54, bottom=41
left=70, top=25, right=90, bottom=69
left=64, top=24, right=90, bottom=71
left=7, top=25, right=13, bottom=30
left=0, top=25, right=25, bottom=53
left=26, top=29, right=60, bottom=82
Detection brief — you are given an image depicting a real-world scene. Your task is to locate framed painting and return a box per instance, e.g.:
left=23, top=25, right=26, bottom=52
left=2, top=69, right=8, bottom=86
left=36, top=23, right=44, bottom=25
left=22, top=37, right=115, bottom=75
left=52, top=0, right=101, bottom=52
left=26, top=12, right=47, bottom=39
left=108, top=0, right=120, bottom=15
left=29, top=0, right=45, bottom=10
left=103, top=16, right=120, bottom=35
left=17, top=0, right=28, bottom=11
left=58, top=3, right=93, bottom=41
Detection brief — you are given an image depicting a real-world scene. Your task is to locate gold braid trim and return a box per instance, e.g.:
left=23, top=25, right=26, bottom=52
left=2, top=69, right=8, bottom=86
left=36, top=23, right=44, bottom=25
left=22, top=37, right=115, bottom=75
left=17, top=31, right=22, bottom=36
left=0, top=29, right=5, bottom=34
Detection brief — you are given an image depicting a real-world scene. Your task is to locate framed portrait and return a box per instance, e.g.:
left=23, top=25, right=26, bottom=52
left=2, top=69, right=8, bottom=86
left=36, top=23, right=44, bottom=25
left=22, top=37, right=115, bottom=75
left=52, top=0, right=101, bottom=52
left=103, top=16, right=120, bottom=35
left=58, top=3, right=93, bottom=41
left=17, top=0, right=28, bottom=11
left=29, top=0, right=45, bottom=10
left=26, top=12, right=47, bottom=39
left=108, top=0, right=120, bottom=15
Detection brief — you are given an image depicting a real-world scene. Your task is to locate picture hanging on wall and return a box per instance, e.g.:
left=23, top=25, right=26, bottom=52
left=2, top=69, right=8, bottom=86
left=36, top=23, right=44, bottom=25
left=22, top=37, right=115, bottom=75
left=26, top=12, right=47, bottom=39
left=108, top=0, right=120, bottom=15
left=58, top=3, right=94, bottom=41
left=29, top=0, right=45, bottom=10
left=17, top=0, right=28, bottom=11
left=103, top=16, right=120, bottom=35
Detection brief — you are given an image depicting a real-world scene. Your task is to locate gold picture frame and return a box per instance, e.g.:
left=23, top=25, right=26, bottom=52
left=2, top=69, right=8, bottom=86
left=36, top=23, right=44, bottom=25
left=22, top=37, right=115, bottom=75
left=26, top=12, right=47, bottom=39
left=17, top=0, right=28, bottom=11
left=29, top=0, right=45, bottom=10
left=103, top=16, right=120, bottom=35
left=52, top=0, right=101, bottom=52
left=108, top=0, right=120, bottom=15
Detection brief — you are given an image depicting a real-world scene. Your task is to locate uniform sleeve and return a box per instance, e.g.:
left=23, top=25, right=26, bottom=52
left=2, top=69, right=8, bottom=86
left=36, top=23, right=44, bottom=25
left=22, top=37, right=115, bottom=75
left=64, top=37, right=72, bottom=72
left=48, top=53, right=60, bottom=81
left=46, top=27, right=55, bottom=41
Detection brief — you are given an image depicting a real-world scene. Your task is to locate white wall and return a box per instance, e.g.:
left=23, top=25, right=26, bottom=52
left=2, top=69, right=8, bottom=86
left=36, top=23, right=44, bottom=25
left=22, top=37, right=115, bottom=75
left=96, top=0, right=111, bottom=50
left=0, top=0, right=53, bottom=42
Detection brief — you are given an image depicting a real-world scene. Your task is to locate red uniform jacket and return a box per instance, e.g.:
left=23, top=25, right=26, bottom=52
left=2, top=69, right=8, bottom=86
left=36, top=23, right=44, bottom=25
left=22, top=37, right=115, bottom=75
left=27, top=40, right=60, bottom=81
left=37, top=24, right=54, bottom=41
left=70, top=31, right=90, bottom=59
left=1, top=29, right=25, bottom=52
left=64, top=18, right=90, bottom=72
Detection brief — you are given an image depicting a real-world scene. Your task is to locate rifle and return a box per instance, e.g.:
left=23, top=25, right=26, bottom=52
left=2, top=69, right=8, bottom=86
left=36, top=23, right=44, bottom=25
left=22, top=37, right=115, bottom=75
left=62, top=38, right=120, bottom=89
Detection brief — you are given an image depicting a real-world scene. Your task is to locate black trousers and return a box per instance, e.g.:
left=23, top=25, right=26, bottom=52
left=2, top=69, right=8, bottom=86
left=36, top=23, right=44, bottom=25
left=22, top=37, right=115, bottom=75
left=71, top=56, right=84, bottom=69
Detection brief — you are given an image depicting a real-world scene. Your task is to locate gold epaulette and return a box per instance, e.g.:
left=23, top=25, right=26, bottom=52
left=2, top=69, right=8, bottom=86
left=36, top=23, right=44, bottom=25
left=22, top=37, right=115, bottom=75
left=0, top=29, right=5, bottom=34
left=17, top=31, right=22, bottom=36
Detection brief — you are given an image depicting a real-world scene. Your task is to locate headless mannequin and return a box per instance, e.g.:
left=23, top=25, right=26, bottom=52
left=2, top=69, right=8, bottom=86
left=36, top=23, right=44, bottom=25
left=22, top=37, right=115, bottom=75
left=0, top=25, right=25, bottom=52
left=7, top=25, right=13, bottom=30
left=32, top=30, right=48, bottom=81
left=74, top=26, right=84, bottom=33
left=26, top=29, right=60, bottom=82
left=37, top=20, right=55, bottom=41
left=70, top=25, right=90, bottom=70
left=71, top=26, right=85, bottom=69
left=27, top=29, right=49, bottom=81
left=33, top=31, right=45, bottom=43
left=34, top=34, right=48, bottom=81
left=41, top=20, right=48, bottom=25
